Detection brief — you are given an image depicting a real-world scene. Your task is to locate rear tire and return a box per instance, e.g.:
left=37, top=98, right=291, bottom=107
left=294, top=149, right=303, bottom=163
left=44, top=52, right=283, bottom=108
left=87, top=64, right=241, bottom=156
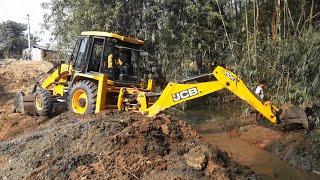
left=34, top=88, right=53, bottom=116
left=68, top=80, right=97, bottom=114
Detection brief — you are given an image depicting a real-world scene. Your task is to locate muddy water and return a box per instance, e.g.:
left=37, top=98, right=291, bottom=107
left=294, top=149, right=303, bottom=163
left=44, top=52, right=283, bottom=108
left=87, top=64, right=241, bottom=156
left=181, top=108, right=319, bottom=180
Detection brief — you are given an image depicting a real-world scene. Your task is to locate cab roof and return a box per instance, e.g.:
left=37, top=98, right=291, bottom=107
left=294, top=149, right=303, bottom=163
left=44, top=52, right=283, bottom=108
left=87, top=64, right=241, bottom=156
left=81, top=31, right=144, bottom=45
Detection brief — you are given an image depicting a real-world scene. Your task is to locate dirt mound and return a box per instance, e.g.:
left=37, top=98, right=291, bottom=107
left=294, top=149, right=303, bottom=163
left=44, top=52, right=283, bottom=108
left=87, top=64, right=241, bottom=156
left=0, top=60, right=53, bottom=112
left=0, top=60, right=53, bottom=91
left=0, top=112, right=260, bottom=179
left=0, top=113, right=45, bottom=141
left=0, top=60, right=53, bottom=142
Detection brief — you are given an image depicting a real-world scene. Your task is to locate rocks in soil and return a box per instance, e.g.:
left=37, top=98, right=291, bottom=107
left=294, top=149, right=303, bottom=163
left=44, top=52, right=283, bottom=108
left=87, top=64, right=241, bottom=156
left=0, top=112, right=261, bottom=179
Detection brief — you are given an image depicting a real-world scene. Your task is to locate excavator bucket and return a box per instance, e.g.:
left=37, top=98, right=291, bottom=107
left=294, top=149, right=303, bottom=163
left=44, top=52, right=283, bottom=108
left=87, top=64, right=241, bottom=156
left=13, top=92, right=35, bottom=115
left=279, top=104, right=309, bottom=130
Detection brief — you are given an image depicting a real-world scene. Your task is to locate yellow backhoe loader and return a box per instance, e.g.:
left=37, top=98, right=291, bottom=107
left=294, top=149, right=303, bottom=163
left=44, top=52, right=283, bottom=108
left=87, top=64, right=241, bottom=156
left=13, top=31, right=310, bottom=130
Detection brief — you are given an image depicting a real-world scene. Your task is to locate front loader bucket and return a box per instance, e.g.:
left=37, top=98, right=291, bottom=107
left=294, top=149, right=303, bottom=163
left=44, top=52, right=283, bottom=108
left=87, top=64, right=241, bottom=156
left=279, top=104, right=309, bottom=130
left=13, top=92, right=35, bottom=115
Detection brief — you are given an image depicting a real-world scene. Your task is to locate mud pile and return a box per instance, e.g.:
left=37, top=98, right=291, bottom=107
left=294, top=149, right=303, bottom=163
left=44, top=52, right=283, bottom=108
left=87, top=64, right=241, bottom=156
left=0, top=60, right=53, bottom=112
left=0, top=60, right=53, bottom=142
left=0, top=111, right=260, bottom=179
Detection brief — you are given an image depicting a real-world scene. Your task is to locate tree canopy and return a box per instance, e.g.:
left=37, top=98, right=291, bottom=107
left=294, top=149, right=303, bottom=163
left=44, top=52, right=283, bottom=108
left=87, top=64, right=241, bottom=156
left=43, top=0, right=320, bottom=104
left=0, top=21, right=28, bottom=58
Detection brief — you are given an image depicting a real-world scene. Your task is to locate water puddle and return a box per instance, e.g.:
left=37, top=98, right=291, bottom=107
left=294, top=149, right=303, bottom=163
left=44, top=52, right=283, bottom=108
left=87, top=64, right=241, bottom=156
left=180, top=108, right=319, bottom=180
left=202, top=132, right=318, bottom=180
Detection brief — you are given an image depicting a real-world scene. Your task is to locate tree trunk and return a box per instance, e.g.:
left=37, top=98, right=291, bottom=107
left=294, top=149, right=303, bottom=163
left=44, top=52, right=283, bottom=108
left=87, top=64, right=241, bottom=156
left=245, top=0, right=250, bottom=65
left=235, top=0, right=239, bottom=19
left=271, top=0, right=281, bottom=42
left=309, top=0, right=314, bottom=28
left=253, top=0, right=259, bottom=68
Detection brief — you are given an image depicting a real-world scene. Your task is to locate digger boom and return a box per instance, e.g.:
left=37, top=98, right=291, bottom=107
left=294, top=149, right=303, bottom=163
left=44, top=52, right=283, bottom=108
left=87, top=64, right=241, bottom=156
left=138, top=66, right=281, bottom=125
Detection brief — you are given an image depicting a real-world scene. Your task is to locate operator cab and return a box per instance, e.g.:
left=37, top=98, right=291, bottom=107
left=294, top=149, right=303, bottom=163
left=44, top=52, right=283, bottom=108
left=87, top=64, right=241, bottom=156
left=70, top=31, right=144, bottom=85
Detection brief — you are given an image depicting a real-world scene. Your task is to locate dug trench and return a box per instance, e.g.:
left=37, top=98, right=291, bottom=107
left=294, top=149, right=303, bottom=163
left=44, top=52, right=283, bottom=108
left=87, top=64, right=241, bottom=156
left=180, top=104, right=320, bottom=179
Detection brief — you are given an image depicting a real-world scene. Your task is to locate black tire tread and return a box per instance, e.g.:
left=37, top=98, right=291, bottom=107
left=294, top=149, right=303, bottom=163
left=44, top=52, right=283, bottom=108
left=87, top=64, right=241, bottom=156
left=34, top=88, right=53, bottom=116
left=68, top=80, right=98, bottom=114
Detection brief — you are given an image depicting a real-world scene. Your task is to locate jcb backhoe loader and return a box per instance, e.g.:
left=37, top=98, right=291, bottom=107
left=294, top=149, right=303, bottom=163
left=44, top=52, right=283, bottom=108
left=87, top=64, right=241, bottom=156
left=14, top=31, right=310, bottom=129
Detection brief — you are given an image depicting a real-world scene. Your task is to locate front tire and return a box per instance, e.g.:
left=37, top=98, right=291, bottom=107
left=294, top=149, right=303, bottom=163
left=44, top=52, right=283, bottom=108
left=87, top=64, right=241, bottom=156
left=34, top=88, right=53, bottom=116
left=68, top=80, right=97, bottom=114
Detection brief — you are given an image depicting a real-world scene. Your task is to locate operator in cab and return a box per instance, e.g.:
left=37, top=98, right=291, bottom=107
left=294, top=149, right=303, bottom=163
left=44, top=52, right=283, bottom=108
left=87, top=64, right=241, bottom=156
left=107, top=48, right=123, bottom=68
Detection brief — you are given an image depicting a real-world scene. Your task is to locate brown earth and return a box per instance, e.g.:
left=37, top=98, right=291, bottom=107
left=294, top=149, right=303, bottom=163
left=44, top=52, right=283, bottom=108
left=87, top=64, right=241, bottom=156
left=0, top=60, right=260, bottom=179
left=0, top=112, right=260, bottom=179
left=0, top=59, right=53, bottom=112
left=0, top=113, right=46, bottom=141
left=191, top=108, right=320, bottom=174
left=265, top=130, right=320, bottom=173
left=230, top=116, right=320, bottom=173
left=237, top=124, right=282, bottom=149
left=0, top=60, right=53, bottom=141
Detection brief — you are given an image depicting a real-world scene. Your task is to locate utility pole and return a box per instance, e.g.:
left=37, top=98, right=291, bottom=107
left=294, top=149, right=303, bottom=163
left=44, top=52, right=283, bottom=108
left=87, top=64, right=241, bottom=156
left=27, top=14, right=31, bottom=51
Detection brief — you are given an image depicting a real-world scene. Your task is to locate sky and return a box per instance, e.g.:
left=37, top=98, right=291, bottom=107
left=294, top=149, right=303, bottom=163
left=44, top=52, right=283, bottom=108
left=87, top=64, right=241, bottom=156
left=0, top=0, right=52, bottom=45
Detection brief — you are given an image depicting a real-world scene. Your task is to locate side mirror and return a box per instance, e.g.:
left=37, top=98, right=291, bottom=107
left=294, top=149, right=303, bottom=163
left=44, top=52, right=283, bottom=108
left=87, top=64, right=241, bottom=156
left=67, top=51, right=73, bottom=61
left=66, top=51, right=74, bottom=64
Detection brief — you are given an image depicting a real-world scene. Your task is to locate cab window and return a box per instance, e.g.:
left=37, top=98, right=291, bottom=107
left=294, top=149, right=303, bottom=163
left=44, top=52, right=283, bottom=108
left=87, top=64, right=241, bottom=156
left=74, top=37, right=89, bottom=70
left=88, top=38, right=104, bottom=72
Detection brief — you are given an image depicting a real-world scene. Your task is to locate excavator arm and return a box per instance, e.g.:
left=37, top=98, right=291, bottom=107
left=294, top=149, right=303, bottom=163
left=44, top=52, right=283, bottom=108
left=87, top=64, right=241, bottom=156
left=212, top=66, right=278, bottom=124
left=139, top=66, right=279, bottom=124
left=141, top=81, right=225, bottom=117
left=40, top=63, right=72, bottom=96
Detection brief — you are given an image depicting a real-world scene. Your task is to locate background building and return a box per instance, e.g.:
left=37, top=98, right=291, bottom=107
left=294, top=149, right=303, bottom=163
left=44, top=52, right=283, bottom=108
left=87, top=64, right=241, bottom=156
left=22, top=45, right=58, bottom=61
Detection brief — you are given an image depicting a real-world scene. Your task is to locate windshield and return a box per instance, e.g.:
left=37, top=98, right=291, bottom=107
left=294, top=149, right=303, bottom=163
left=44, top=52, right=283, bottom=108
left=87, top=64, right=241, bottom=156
left=103, top=43, right=142, bottom=82
left=114, top=45, right=140, bottom=76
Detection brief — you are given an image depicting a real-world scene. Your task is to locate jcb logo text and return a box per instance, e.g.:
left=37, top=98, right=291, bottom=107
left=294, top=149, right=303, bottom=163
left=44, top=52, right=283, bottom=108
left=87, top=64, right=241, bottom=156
left=223, top=70, right=236, bottom=81
left=172, top=87, right=199, bottom=102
